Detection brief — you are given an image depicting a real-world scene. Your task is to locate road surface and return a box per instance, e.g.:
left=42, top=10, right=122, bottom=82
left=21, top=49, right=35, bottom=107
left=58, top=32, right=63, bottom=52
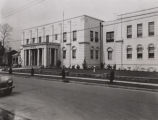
left=0, top=75, right=158, bottom=120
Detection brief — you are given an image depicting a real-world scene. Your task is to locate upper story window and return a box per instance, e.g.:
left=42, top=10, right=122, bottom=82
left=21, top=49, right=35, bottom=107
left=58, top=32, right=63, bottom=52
left=148, top=22, right=154, bottom=36
left=127, top=45, right=132, bottom=59
left=26, top=39, right=29, bottom=44
left=73, top=31, right=77, bottom=41
left=55, top=34, right=58, bottom=40
left=95, top=32, right=99, bottom=42
left=46, top=35, right=49, bottom=43
left=38, top=36, right=42, bottom=43
left=90, top=31, right=94, bottom=41
left=148, top=44, right=155, bottom=58
left=137, top=23, right=143, bottom=38
left=32, top=38, right=35, bottom=43
left=127, top=25, right=132, bottom=38
left=107, top=47, right=113, bottom=60
left=106, top=31, right=114, bottom=42
left=63, top=32, right=67, bottom=42
left=137, top=45, right=143, bottom=59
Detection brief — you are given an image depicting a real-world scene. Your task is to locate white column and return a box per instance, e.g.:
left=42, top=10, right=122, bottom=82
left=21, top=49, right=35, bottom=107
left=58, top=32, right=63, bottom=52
left=43, top=47, right=47, bottom=67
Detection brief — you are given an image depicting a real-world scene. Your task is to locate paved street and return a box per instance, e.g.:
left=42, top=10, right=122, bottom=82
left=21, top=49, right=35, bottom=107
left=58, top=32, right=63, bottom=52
left=0, top=75, right=158, bottom=120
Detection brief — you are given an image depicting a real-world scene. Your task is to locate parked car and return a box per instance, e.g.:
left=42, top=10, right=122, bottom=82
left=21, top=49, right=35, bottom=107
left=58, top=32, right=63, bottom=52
left=0, top=75, right=14, bottom=95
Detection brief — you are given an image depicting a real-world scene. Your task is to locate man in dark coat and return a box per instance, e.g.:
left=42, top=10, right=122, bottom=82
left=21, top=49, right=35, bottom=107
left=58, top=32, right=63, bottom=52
left=109, top=68, right=115, bottom=84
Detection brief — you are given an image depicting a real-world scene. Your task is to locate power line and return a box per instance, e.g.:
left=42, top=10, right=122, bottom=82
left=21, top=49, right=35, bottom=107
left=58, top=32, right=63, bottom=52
left=2, top=0, right=45, bottom=18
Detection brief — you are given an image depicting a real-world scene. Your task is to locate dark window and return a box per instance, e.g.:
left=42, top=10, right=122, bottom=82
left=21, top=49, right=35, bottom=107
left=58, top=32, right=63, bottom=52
left=63, top=32, right=67, bottom=42
left=90, top=31, right=93, bottom=41
left=95, top=50, right=99, bottom=59
left=73, top=31, right=77, bottom=41
left=95, top=32, right=99, bottom=42
left=55, top=34, right=58, bottom=40
left=127, top=25, right=132, bottom=38
left=72, top=49, right=76, bottom=59
left=127, top=46, right=132, bottom=59
left=32, top=38, right=35, bottom=43
left=26, top=39, right=29, bottom=44
left=46, top=35, right=49, bottom=43
left=106, top=31, right=114, bottom=42
left=38, top=37, right=41, bottom=43
left=148, top=44, right=154, bottom=58
left=63, top=50, right=66, bottom=59
left=137, top=45, right=143, bottom=59
left=107, top=48, right=113, bottom=60
left=90, top=50, right=94, bottom=59
left=137, top=24, right=143, bottom=38
left=148, top=22, right=154, bottom=36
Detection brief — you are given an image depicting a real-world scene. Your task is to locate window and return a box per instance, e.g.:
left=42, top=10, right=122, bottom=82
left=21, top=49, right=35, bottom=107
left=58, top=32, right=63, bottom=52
left=107, top=47, right=113, bottom=60
left=95, top=50, right=99, bottom=59
left=63, top=50, right=66, bottom=59
left=26, top=39, right=29, bottom=44
left=38, top=37, right=42, bottom=43
left=55, top=34, right=58, bottom=40
left=46, top=35, right=49, bottom=43
left=137, top=24, right=143, bottom=38
left=127, top=25, right=132, bottom=38
left=106, top=31, right=114, bottom=42
left=127, top=46, right=132, bottom=59
left=90, top=31, right=93, bottom=41
left=90, top=50, right=94, bottom=59
left=63, top=32, right=67, bottom=42
left=72, top=49, right=76, bottom=59
left=95, top=32, right=99, bottom=42
left=137, top=45, right=143, bottom=59
left=148, top=44, right=154, bottom=58
left=148, top=22, right=154, bottom=36
left=32, top=38, right=35, bottom=43
left=73, top=31, right=77, bottom=41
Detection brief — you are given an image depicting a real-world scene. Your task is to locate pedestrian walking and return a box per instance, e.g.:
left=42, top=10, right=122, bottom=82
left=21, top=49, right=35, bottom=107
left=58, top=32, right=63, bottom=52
left=9, top=67, right=12, bottom=74
left=31, top=67, right=34, bottom=76
left=62, top=66, right=69, bottom=82
left=109, top=68, right=115, bottom=84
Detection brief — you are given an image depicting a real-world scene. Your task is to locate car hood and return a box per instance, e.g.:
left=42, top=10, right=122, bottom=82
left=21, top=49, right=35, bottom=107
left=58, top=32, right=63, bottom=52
left=0, top=75, right=12, bottom=83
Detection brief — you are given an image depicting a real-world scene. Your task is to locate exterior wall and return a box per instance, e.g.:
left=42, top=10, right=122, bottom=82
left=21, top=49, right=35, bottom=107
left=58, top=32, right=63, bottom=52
left=21, top=15, right=103, bottom=68
left=103, top=7, right=158, bottom=71
left=84, top=16, right=102, bottom=67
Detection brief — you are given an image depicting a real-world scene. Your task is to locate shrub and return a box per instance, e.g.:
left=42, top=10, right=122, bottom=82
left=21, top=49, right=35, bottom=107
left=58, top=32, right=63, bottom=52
left=76, top=65, right=80, bottom=69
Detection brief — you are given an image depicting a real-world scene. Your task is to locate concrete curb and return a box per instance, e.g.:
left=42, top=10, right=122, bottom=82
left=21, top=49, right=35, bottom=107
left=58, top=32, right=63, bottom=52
left=1, top=71, right=158, bottom=92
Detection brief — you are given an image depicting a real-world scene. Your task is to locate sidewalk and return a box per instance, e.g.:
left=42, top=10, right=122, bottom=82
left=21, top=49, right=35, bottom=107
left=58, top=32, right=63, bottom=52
left=1, top=71, right=158, bottom=91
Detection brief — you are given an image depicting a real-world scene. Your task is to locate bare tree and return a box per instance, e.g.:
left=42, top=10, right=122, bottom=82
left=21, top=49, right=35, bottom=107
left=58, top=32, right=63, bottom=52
left=0, top=24, right=13, bottom=48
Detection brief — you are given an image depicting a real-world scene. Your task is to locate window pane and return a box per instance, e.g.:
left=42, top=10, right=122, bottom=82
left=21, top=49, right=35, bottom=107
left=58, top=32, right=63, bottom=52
left=137, top=24, right=142, bottom=37
left=108, top=51, right=112, bottom=60
left=90, top=50, right=93, bottom=59
left=148, top=22, right=154, bottom=36
left=90, top=31, right=93, bottom=41
left=63, top=32, right=67, bottom=42
left=106, top=31, right=114, bottom=42
left=127, top=25, right=132, bottom=38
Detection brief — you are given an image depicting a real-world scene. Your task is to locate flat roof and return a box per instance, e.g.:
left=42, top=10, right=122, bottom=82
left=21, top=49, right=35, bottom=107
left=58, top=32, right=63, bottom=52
left=23, top=15, right=103, bottom=31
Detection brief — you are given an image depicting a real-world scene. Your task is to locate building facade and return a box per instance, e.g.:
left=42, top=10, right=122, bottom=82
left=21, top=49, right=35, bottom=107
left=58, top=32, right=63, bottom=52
left=21, top=15, right=103, bottom=68
left=103, top=7, right=158, bottom=71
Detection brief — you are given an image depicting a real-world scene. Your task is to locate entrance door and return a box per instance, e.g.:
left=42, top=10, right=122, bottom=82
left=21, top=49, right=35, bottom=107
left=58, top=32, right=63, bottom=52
left=51, top=48, right=55, bottom=66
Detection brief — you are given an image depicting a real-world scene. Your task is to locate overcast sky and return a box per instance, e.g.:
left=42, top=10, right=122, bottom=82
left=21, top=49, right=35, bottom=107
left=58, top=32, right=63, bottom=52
left=1, top=0, right=158, bottom=50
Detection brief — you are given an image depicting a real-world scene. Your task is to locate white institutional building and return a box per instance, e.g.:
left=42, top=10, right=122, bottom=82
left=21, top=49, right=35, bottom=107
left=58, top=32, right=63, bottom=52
left=103, top=7, right=158, bottom=71
left=21, top=7, right=158, bottom=71
left=21, top=15, right=103, bottom=68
